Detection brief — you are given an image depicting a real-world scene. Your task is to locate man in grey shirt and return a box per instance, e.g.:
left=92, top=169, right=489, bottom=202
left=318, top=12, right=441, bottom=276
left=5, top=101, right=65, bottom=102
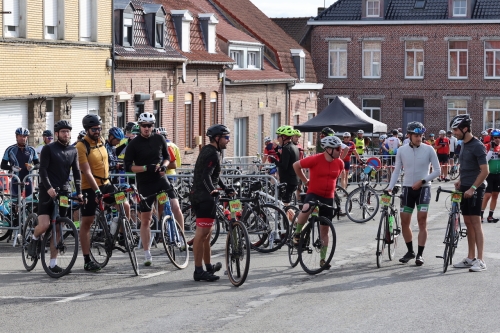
left=388, top=122, right=440, bottom=266
left=450, top=115, right=489, bottom=272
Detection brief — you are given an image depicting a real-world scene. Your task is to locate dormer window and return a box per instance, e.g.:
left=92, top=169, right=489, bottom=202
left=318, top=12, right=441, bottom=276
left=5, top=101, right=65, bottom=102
left=143, top=4, right=166, bottom=48
left=248, top=52, right=257, bottom=68
left=171, top=10, right=193, bottom=53
left=291, top=49, right=306, bottom=82
left=453, top=0, right=467, bottom=17
left=155, top=23, right=163, bottom=47
left=366, top=0, right=380, bottom=17
left=230, top=50, right=242, bottom=68
left=198, top=13, right=218, bottom=54
left=114, top=1, right=135, bottom=47
left=123, top=18, right=133, bottom=46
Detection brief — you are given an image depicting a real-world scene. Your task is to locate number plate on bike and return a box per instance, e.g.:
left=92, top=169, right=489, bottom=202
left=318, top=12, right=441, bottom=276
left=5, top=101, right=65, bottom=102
left=311, top=206, right=319, bottom=217
left=157, top=192, right=168, bottom=205
left=229, top=200, right=242, bottom=213
left=380, top=194, right=391, bottom=207
left=59, top=196, right=69, bottom=207
left=114, top=192, right=126, bottom=204
left=451, top=192, right=462, bottom=203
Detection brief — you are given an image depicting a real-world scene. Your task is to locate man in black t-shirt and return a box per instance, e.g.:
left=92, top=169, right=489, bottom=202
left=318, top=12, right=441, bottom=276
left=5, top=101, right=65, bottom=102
left=124, top=112, right=175, bottom=267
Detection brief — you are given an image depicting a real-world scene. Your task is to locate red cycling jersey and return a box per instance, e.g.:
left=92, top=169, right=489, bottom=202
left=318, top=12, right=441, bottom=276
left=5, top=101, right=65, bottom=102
left=264, top=143, right=279, bottom=163
left=435, top=137, right=450, bottom=154
left=343, top=141, right=355, bottom=162
left=300, top=153, right=344, bottom=199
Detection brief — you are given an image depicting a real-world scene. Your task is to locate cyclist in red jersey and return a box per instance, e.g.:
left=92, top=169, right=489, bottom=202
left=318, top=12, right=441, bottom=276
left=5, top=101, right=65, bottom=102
left=435, top=130, right=451, bottom=181
left=339, top=132, right=362, bottom=190
left=263, top=137, right=279, bottom=163
left=292, top=136, right=344, bottom=269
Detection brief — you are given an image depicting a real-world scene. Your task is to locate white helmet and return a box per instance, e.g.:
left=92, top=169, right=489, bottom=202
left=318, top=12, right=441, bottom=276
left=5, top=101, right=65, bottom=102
left=439, top=130, right=446, bottom=135
left=398, top=132, right=403, bottom=138
left=481, top=130, right=488, bottom=136
left=379, top=134, right=387, bottom=140
left=264, top=136, right=271, bottom=142
left=138, top=112, right=155, bottom=123
left=357, top=129, right=364, bottom=134
left=343, top=132, right=350, bottom=137
left=320, top=136, right=342, bottom=149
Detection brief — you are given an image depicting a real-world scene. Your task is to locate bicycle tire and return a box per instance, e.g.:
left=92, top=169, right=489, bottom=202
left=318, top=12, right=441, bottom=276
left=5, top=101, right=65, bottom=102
left=376, top=211, right=387, bottom=268
left=226, top=221, right=250, bottom=287
left=161, top=216, right=189, bottom=269
left=298, top=216, right=336, bottom=275
left=40, top=218, right=79, bottom=278
left=388, top=211, right=400, bottom=260
left=449, top=165, right=460, bottom=181
left=287, top=207, right=300, bottom=267
left=0, top=211, right=12, bottom=241
left=246, top=203, right=289, bottom=253
left=183, top=204, right=220, bottom=247
left=21, top=213, right=39, bottom=271
left=449, top=212, right=460, bottom=266
left=89, top=213, right=111, bottom=269
left=122, top=216, right=139, bottom=276
left=345, top=186, right=380, bottom=223
left=442, top=215, right=454, bottom=273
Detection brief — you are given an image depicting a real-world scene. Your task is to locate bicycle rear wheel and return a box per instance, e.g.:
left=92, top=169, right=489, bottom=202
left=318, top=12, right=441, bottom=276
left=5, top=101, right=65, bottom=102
left=449, top=165, right=460, bottom=181
left=345, top=186, right=379, bottom=223
left=225, top=221, right=250, bottom=287
left=161, top=216, right=189, bottom=269
left=122, top=216, right=139, bottom=276
left=442, top=216, right=454, bottom=273
left=287, top=207, right=300, bottom=267
left=246, top=203, right=289, bottom=253
left=40, top=218, right=79, bottom=278
left=21, top=213, right=39, bottom=271
left=0, top=211, right=12, bottom=241
left=387, top=211, right=400, bottom=260
left=376, top=211, right=387, bottom=268
left=89, top=214, right=111, bottom=269
left=299, top=216, right=336, bottom=275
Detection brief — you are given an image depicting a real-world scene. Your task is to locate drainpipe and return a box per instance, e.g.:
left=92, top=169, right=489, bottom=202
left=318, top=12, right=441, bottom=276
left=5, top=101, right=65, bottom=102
left=174, top=65, right=178, bottom=143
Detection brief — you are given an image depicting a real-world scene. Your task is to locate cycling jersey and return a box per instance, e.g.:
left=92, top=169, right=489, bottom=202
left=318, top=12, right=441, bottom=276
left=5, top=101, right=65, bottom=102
left=191, top=144, right=224, bottom=203
left=76, top=136, right=109, bottom=189
left=435, top=137, right=450, bottom=154
left=39, top=141, right=81, bottom=194
left=274, top=142, right=299, bottom=185
left=166, top=141, right=181, bottom=176
left=300, top=153, right=344, bottom=199
left=342, top=141, right=356, bottom=162
left=448, top=136, right=457, bottom=153
left=385, top=136, right=400, bottom=153
left=264, top=142, right=279, bottom=163
left=485, top=143, right=500, bottom=174
left=294, top=143, right=304, bottom=160
left=104, top=140, right=119, bottom=172
left=1, top=144, right=39, bottom=196
left=354, top=137, right=365, bottom=155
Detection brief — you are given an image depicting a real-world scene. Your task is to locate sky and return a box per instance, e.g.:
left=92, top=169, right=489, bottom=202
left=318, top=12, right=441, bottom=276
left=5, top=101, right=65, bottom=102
left=249, top=0, right=338, bottom=18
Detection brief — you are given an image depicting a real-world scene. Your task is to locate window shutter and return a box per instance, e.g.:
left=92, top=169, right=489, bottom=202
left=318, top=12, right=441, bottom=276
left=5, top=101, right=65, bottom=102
left=4, top=0, right=20, bottom=26
left=79, top=0, right=91, bottom=39
left=44, top=0, right=58, bottom=27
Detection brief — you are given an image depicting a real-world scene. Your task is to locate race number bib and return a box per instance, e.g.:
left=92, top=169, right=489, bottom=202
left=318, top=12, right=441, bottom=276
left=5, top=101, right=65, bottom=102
left=451, top=192, right=462, bottom=203
left=157, top=192, right=168, bottom=205
left=59, top=196, right=69, bottom=208
left=229, top=200, right=242, bottom=213
left=311, top=206, right=319, bottom=217
left=380, top=195, right=391, bottom=207
left=114, top=192, right=126, bottom=205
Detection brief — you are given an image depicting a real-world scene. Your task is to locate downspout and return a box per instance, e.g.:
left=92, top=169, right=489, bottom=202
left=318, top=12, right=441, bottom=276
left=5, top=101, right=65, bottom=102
left=174, top=65, right=178, bottom=143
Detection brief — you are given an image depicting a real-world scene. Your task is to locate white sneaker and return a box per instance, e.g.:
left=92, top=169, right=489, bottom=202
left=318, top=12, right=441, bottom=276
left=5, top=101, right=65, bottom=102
left=453, top=257, right=476, bottom=268
left=469, top=259, right=487, bottom=272
left=144, top=256, right=153, bottom=267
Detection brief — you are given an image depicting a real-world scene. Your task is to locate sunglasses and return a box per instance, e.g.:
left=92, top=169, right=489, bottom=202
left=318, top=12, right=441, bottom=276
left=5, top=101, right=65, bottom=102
left=140, top=124, right=153, bottom=128
left=89, top=127, right=102, bottom=132
left=222, top=135, right=230, bottom=140
left=412, top=128, right=426, bottom=134
left=46, top=137, right=53, bottom=140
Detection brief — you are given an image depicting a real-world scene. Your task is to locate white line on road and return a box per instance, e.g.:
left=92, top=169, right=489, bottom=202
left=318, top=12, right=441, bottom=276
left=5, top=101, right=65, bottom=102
left=0, top=293, right=92, bottom=303
left=211, top=253, right=223, bottom=258
left=140, top=271, right=169, bottom=279
left=56, top=293, right=92, bottom=303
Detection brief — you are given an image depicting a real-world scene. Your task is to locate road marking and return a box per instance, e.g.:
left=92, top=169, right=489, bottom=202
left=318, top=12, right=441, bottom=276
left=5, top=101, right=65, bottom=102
left=70, top=272, right=132, bottom=276
left=0, top=293, right=92, bottom=303
left=211, top=253, right=223, bottom=258
left=140, top=271, right=169, bottom=279
left=56, top=293, right=92, bottom=303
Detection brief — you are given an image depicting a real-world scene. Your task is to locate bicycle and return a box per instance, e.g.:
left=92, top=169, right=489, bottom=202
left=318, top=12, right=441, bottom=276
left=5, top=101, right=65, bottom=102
left=345, top=165, right=380, bottom=223
left=21, top=190, right=80, bottom=278
left=376, top=185, right=401, bottom=268
left=449, top=162, right=460, bottom=181
left=160, top=196, right=189, bottom=269
left=435, top=186, right=468, bottom=273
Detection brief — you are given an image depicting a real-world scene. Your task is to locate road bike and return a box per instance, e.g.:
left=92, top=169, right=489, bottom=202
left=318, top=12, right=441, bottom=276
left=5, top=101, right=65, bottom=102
left=160, top=197, right=188, bottom=269
left=345, top=165, right=380, bottom=223
left=376, top=185, right=401, bottom=268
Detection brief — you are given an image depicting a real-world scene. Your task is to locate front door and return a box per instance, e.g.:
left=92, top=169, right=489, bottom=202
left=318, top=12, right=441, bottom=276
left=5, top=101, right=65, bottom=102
left=403, top=99, right=424, bottom=132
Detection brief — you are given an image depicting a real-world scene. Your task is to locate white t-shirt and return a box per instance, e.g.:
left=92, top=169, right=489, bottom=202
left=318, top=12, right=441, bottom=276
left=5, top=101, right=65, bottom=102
left=448, top=135, right=457, bottom=152
left=386, top=136, right=400, bottom=151
left=403, top=138, right=410, bottom=146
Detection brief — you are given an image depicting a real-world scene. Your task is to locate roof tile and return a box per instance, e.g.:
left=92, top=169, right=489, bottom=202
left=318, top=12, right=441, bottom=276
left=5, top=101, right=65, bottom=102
left=271, top=17, right=311, bottom=45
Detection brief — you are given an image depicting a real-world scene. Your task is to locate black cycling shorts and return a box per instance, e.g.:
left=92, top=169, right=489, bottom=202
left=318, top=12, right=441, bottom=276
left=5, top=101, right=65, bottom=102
left=81, top=183, right=116, bottom=217
left=37, top=187, right=69, bottom=217
left=303, top=193, right=334, bottom=222
left=137, top=177, right=176, bottom=213
left=485, top=174, right=500, bottom=193
left=460, top=185, right=484, bottom=216
left=400, top=186, right=431, bottom=214
left=438, top=154, right=449, bottom=164
left=192, top=198, right=217, bottom=228
left=281, top=183, right=298, bottom=204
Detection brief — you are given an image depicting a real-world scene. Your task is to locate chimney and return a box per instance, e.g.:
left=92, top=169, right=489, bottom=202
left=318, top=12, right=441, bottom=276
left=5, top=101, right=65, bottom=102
left=198, top=13, right=219, bottom=54
left=317, top=7, right=326, bottom=16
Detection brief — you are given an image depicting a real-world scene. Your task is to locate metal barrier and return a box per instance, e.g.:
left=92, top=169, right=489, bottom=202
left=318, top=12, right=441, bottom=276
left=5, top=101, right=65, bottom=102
left=223, top=156, right=261, bottom=165
left=0, top=173, right=26, bottom=247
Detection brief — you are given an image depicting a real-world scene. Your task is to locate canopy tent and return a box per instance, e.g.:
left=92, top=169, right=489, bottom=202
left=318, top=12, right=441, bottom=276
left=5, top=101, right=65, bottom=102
left=294, top=96, right=387, bottom=133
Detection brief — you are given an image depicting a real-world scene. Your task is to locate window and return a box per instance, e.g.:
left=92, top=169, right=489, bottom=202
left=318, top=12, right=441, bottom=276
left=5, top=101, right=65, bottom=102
left=405, top=41, right=424, bottom=78
left=307, top=113, right=315, bottom=146
left=117, top=102, right=125, bottom=129
left=45, top=99, right=54, bottom=132
left=414, top=0, right=426, bottom=9
left=453, top=0, right=467, bottom=17
left=484, top=100, right=500, bottom=130
left=155, top=23, right=164, bottom=48
left=485, top=41, right=500, bottom=79
left=79, top=0, right=93, bottom=41
left=299, top=57, right=305, bottom=82
left=230, top=50, right=242, bottom=68
left=234, top=118, right=248, bottom=157
left=199, top=94, right=205, bottom=144
left=362, top=100, right=381, bottom=121
left=248, top=52, right=257, bottom=68
left=3, top=0, right=19, bottom=37
left=184, top=93, right=193, bottom=148
left=44, top=0, right=58, bottom=40
left=447, top=100, right=467, bottom=130
left=363, top=41, right=381, bottom=78
left=153, top=100, right=161, bottom=128
left=270, top=113, right=281, bottom=138
left=328, top=41, right=347, bottom=78
left=123, top=18, right=133, bottom=47
left=366, top=0, right=380, bottom=17
left=210, top=92, right=217, bottom=124
left=448, top=41, right=468, bottom=79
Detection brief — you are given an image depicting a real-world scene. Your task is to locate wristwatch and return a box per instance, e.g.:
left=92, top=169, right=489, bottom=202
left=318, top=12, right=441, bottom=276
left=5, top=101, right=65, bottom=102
left=421, top=179, right=427, bottom=185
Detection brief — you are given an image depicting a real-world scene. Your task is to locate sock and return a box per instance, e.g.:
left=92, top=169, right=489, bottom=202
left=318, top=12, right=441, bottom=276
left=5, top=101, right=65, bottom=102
left=417, top=245, right=425, bottom=257
left=489, top=210, right=494, bottom=218
left=481, top=210, right=484, bottom=218
left=84, top=254, right=91, bottom=264
left=206, top=263, right=213, bottom=272
left=32, top=235, right=38, bottom=240
left=406, top=241, right=414, bottom=253
left=49, top=259, right=57, bottom=268
left=320, top=246, right=328, bottom=260
left=195, top=266, right=204, bottom=274
left=295, top=224, right=303, bottom=234
left=144, top=250, right=151, bottom=258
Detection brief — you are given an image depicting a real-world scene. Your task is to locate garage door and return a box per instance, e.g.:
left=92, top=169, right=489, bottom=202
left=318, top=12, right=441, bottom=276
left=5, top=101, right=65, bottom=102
left=0, top=100, right=28, bottom=157
left=71, top=97, right=100, bottom=138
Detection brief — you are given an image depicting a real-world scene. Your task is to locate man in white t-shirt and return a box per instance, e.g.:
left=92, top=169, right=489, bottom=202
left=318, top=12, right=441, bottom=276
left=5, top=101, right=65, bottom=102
left=447, top=130, right=458, bottom=168
left=383, top=129, right=401, bottom=166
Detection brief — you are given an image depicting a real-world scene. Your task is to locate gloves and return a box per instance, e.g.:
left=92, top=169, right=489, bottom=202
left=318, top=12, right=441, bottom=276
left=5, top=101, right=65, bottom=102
left=158, top=166, right=167, bottom=173
left=146, top=164, right=158, bottom=173
left=12, top=166, right=21, bottom=173
left=95, top=189, right=103, bottom=201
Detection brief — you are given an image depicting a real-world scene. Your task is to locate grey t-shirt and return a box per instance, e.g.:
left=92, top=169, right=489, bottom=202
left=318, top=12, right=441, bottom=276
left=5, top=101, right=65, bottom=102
left=459, top=137, right=487, bottom=187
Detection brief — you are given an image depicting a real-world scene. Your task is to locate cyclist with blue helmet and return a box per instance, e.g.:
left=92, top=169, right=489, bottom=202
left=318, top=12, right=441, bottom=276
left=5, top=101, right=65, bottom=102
left=481, top=128, right=500, bottom=223
left=105, top=127, right=125, bottom=175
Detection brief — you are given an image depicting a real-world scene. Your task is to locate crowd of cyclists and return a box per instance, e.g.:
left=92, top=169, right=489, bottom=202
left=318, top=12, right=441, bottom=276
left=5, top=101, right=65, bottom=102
left=0, top=111, right=496, bottom=279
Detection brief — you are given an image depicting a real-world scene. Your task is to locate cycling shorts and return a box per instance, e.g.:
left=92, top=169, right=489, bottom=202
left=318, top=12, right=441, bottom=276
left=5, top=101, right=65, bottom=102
left=303, top=193, right=334, bottom=222
left=81, top=183, right=116, bottom=217
left=137, top=177, right=176, bottom=213
left=400, top=186, right=431, bottom=214
left=438, top=154, right=449, bottom=164
left=37, top=186, right=69, bottom=217
left=192, top=198, right=217, bottom=228
left=485, top=174, right=500, bottom=193
left=281, top=183, right=298, bottom=204
left=343, top=161, right=351, bottom=170
left=459, top=185, right=484, bottom=216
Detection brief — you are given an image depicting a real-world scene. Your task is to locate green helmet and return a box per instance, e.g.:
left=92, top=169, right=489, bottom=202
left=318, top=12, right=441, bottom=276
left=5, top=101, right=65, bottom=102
left=294, top=129, right=302, bottom=137
left=131, top=124, right=140, bottom=135
left=276, top=125, right=295, bottom=137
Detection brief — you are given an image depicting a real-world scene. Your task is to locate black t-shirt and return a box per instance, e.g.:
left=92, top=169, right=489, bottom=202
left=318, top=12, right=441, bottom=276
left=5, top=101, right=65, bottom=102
left=39, top=141, right=81, bottom=194
left=191, top=145, right=225, bottom=202
left=274, top=142, right=299, bottom=185
left=124, top=133, right=170, bottom=184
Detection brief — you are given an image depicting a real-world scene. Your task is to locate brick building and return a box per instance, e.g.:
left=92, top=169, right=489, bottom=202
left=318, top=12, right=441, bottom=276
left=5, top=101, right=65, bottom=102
left=309, top=0, right=500, bottom=135
left=0, top=0, right=113, bottom=153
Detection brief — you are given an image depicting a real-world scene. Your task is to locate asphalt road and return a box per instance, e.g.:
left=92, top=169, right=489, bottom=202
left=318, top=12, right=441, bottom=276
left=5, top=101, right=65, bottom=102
left=1, top=182, right=499, bottom=333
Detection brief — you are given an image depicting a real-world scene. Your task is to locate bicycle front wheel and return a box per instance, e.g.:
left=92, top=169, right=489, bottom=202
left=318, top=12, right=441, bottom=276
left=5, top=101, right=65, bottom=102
left=40, top=218, right=79, bottom=278
left=225, top=221, right=250, bottom=287
left=298, top=216, right=336, bottom=275
left=287, top=207, right=300, bottom=267
left=388, top=211, right=400, bottom=260
left=21, top=213, right=39, bottom=271
left=89, top=214, right=111, bottom=269
left=345, top=187, right=379, bottom=223
left=376, top=211, right=387, bottom=268
left=122, top=216, right=139, bottom=276
left=442, top=215, right=454, bottom=273
left=161, top=216, right=189, bottom=269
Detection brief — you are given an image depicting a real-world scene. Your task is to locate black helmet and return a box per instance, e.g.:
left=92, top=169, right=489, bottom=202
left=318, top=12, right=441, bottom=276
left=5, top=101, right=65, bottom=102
left=321, top=127, right=335, bottom=136
left=54, top=120, right=72, bottom=132
left=392, top=129, right=399, bottom=135
left=42, top=130, right=53, bottom=137
left=125, top=122, right=136, bottom=132
left=450, top=114, right=472, bottom=130
left=446, top=130, right=452, bottom=135
left=82, top=114, right=102, bottom=130
left=406, top=121, right=426, bottom=134
left=206, top=124, right=230, bottom=138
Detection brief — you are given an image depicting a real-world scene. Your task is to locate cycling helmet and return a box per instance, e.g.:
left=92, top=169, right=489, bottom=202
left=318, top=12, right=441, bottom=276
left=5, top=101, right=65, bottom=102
left=392, top=129, right=399, bottom=135
left=138, top=112, right=155, bottom=124
left=82, top=114, right=102, bottom=130
left=131, top=124, right=140, bottom=135
left=407, top=121, right=426, bottom=134
left=109, top=127, right=125, bottom=140
left=320, top=135, right=342, bottom=149
left=491, top=129, right=500, bottom=137
left=357, top=129, right=364, bottom=134
left=157, top=127, right=167, bottom=136
left=321, top=127, right=335, bottom=136
left=294, top=129, right=302, bottom=137
left=206, top=124, right=230, bottom=138
left=276, top=125, right=295, bottom=137
left=125, top=122, right=137, bottom=132
left=264, top=136, right=271, bottom=143
left=398, top=132, right=403, bottom=138
left=15, top=127, right=30, bottom=136
left=447, top=130, right=452, bottom=135
left=430, top=133, right=435, bottom=137
left=439, top=130, right=446, bottom=135
left=343, top=132, right=351, bottom=137
left=450, top=114, right=472, bottom=130
left=379, top=134, right=387, bottom=140
left=54, top=120, right=72, bottom=132
left=42, top=130, right=53, bottom=137
left=481, top=130, right=488, bottom=136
